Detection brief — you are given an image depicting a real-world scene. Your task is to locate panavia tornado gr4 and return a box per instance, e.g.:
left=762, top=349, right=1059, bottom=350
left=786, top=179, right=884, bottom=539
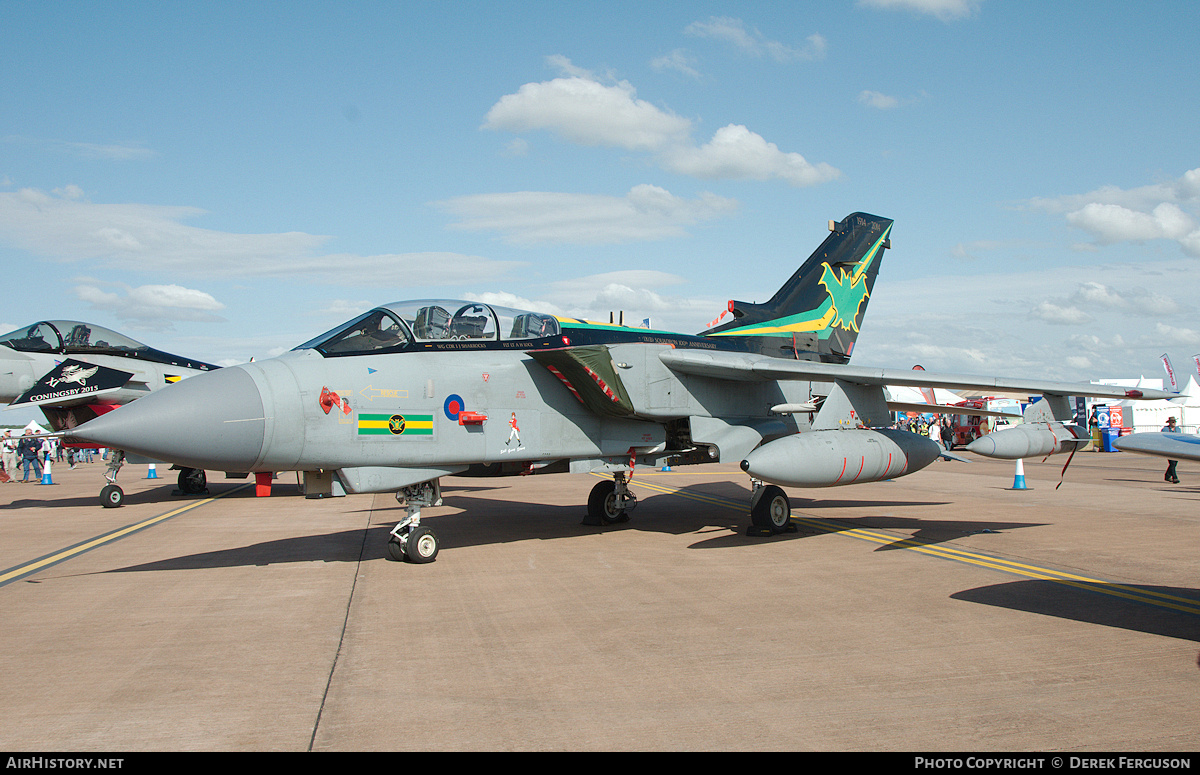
left=65, top=213, right=1169, bottom=563
left=0, top=320, right=218, bottom=502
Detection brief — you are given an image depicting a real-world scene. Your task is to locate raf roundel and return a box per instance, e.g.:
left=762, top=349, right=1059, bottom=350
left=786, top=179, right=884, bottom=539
left=444, top=393, right=464, bottom=421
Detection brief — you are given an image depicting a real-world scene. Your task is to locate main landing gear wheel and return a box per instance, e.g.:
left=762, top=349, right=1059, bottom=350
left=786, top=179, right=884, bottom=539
left=387, top=524, right=441, bottom=563
left=100, top=483, right=124, bottom=508
left=586, top=479, right=632, bottom=525
left=750, top=484, right=792, bottom=534
left=405, top=525, right=439, bottom=563
left=177, top=468, right=207, bottom=495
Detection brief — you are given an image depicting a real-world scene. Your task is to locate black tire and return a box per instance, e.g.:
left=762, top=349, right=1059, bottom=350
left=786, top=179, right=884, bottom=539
left=751, top=485, right=791, bottom=533
left=178, top=468, right=207, bottom=494
left=386, top=535, right=406, bottom=562
left=405, top=525, right=439, bottom=563
left=587, top=480, right=627, bottom=524
left=100, top=484, right=124, bottom=508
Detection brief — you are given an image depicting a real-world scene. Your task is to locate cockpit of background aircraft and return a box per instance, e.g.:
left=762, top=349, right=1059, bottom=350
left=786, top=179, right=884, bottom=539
left=296, top=301, right=562, bottom=357
left=0, top=320, right=216, bottom=370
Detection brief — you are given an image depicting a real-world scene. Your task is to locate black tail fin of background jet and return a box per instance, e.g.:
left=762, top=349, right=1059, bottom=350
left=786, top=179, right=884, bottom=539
left=701, top=212, right=893, bottom=363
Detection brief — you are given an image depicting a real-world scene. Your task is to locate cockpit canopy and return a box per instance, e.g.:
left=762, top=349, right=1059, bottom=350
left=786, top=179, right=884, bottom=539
left=0, top=320, right=217, bottom=371
left=296, top=300, right=562, bottom=357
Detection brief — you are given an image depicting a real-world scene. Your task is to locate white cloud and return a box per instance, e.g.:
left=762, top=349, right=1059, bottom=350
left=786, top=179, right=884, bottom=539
left=854, top=259, right=1200, bottom=382
left=1028, top=281, right=1182, bottom=327
left=857, top=0, right=983, bottom=22
left=2, top=135, right=157, bottom=161
left=72, top=282, right=227, bottom=331
left=1032, top=168, right=1200, bottom=257
left=315, top=299, right=373, bottom=319
left=651, top=49, right=701, bottom=79
left=1154, top=322, right=1200, bottom=347
left=482, top=75, right=691, bottom=151
left=1031, top=301, right=1090, bottom=325
left=1071, top=281, right=1127, bottom=308
left=0, top=187, right=523, bottom=285
left=1073, top=282, right=1179, bottom=316
left=463, top=271, right=719, bottom=333
left=858, top=90, right=900, bottom=110
left=437, top=185, right=738, bottom=244
left=950, top=239, right=1035, bottom=261
left=484, top=60, right=840, bottom=188
left=1032, top=168, right=1200, bottom=214
left=684, top=17, right=827, bottom=62
left=0, top=186, right=325, bottom=267
left=1066, top=202, right=1196, bottom=250
left=662, top=124, right=840, bottom=187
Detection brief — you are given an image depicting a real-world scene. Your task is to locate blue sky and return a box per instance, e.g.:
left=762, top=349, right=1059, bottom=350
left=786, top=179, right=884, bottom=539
left=3, top=1, right=1200, bottom=392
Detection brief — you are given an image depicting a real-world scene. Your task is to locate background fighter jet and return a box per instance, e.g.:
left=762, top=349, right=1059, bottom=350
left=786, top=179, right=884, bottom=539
left=0, top=320, right=218, bottom=503
left=66, top=213, right=1170, bottom=563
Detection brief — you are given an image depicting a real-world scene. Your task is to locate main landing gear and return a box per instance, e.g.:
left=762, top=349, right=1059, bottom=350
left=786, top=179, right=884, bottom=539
left=747, top=481, right=795, bottom=536
left=582, top=472, right=792, bottom=537
left=176, top=467, right=207, bottom=495
left=386, top=480, right=442, bottom=563
left=583, top=472, right=637, bottom=526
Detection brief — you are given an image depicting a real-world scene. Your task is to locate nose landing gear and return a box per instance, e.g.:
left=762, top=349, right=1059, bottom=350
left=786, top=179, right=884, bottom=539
left=387, top=479, right=443, bottom=563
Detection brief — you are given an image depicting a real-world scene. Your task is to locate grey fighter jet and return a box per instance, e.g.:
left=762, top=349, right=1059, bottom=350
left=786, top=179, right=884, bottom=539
left=0, top=320, right=218, bottom=501
left=65, top=213, right=1170, bottom=563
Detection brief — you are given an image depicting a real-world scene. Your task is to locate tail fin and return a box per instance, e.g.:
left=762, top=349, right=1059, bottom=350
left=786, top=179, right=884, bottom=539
left=701, top=212, right=893, bottom=363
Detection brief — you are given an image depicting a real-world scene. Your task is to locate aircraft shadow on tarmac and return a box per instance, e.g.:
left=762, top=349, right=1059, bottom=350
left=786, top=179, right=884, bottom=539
left=101, top=480, right=1038, bottom=572
left=798, top=514, right=1047, bottom=552
left=951, top=580, right=1200, bottom=644
left=105, top=527, right=382, bottom=571
left=0, top=481, right=302, bottom=510
left=2, top=492, right=120, bottom=509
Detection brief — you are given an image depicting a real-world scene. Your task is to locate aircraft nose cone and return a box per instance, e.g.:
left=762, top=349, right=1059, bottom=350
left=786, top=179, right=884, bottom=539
left=0, top=347, right=36, bottom=403
left=71, top=366, right=266, bottom=470
left=964, top=435, right=996, bottom=456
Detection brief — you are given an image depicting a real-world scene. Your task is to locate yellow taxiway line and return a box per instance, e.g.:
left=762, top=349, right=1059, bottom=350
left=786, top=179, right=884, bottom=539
left=0, top=483, right=253, bottom=588
left=601, top=472, right=1200, bottom=617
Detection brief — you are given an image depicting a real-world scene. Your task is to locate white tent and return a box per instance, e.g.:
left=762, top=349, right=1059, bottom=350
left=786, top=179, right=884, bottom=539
left=22, top=420, right=49, bottom=434
left=1168, top=375, right=1200, bottom=432
left=884, top=385, right=966, bottom=407
left=1120, top=398, right=1180, bottom=433
left=1116, top=376, right=1200, bottom=432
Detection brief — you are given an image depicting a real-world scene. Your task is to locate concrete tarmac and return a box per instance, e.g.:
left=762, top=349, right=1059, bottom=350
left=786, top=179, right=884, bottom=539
left=0, top=451, right=1196, bottom=751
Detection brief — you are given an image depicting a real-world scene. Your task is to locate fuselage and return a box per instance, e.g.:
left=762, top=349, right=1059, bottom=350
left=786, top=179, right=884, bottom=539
left=66, top=300, right=817, bottom=478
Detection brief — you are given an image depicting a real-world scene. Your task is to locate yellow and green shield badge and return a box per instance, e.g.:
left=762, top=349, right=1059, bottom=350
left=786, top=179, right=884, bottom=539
left=358, top=413, right=434, bottom=437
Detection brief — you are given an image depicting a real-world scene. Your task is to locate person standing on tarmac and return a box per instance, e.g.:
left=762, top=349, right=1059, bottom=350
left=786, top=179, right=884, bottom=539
left=929, top=416, right=944, bottom=454
left=18, top=430, right=42, bottom=483
left=1162, top=417, right=1180, bottom=484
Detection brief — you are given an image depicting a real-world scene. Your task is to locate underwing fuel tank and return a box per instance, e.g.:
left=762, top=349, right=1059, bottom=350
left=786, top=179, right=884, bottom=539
left=965, top=423, right=1088, bottom=459
left=740, top=429, right=940, bottom=488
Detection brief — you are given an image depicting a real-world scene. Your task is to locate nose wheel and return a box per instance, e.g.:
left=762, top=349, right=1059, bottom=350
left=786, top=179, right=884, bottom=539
left=100, top=483, right=124, bottom=508
left=387, top=479, right=443, bottom=563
